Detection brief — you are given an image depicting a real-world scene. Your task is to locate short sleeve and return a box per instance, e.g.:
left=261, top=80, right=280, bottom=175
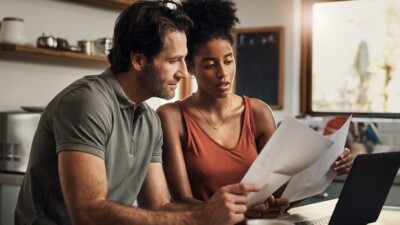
left=53, top=84, right=112, bottom=158
left=150, top=112, right=163, bottom=163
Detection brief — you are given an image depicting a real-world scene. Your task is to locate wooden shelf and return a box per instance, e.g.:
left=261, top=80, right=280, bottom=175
left=0, top=44, right=109, bottom=65
left=71, top=0, right=135, bottom=10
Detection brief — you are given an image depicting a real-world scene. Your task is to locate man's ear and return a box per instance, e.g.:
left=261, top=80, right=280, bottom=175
left=130, top=52, right=147, bottom=71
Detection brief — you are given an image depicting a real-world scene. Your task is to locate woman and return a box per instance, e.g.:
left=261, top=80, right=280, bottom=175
left=157, top=0, right=353, bottom=219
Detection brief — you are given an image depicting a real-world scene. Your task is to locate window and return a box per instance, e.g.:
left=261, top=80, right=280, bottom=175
left=301, top=0, right=400, bottom=118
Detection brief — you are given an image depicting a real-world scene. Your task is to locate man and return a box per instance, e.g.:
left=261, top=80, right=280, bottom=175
left=14, top=1, right=260, bottom=225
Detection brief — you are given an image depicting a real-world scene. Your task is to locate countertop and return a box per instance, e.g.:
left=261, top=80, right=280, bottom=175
left=2, top=172, right=400, bottom=186
left=334, top=172, right=400, bottom=185
left=0, top=172, right=24, bottom=186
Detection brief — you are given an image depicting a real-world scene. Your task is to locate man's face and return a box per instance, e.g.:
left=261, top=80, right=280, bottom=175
left=139, top=31, right=188, bottom=100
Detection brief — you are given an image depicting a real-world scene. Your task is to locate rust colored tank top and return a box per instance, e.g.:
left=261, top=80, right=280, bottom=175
left=177, top=96, right=258, bottom=201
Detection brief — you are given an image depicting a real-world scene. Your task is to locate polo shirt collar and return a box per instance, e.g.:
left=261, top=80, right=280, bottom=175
left=101, top=68, right=146, bottom=111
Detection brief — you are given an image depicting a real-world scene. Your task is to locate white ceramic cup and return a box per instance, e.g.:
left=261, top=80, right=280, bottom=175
left=0, top=17, right=26, bottom=44
left=246, top=219, right=293, bottom=225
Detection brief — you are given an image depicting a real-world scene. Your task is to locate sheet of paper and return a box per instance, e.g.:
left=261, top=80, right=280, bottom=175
left=241, top=117, right=334, bottom=206
left=281, top=116, right=352, bottom=202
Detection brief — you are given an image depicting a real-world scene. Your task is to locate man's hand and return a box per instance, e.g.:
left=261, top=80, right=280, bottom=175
left=198, top=183, right=260, bottom=225
left=333, top=148, right=354, bottom=175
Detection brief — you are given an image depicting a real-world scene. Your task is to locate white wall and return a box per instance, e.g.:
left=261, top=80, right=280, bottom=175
left=0, top=0, right=118, bottom=111
left=0, top=0, right=302, bottom=119
left=235, top=0, right=301, bottom=122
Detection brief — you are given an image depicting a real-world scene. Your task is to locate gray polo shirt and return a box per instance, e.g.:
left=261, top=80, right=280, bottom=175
left=15, top=69, right=163, bottom=225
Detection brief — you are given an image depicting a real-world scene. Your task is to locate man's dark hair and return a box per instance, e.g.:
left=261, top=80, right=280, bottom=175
left=108, top=0, right=193, bottom=73
left=182, top=0, right=239, bottom=67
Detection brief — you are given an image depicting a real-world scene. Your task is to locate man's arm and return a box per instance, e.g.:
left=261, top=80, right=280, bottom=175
left=59, top=151, right=194, bottom=225
left=137, top=162, right=202, bottom=211
left=137, top=161, right=262, bottom=224
left=59, top=151, right=260, bottom=225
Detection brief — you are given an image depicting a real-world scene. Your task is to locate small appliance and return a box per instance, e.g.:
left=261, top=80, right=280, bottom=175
left=0, top=112, right=41, bottom=173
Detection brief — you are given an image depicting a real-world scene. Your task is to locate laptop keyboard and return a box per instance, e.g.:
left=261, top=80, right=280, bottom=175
left=294, top=216, right=331, bottom=225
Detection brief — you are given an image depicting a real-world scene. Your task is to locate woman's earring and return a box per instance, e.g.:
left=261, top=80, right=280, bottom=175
left=191, top=74, right=195, bottom=79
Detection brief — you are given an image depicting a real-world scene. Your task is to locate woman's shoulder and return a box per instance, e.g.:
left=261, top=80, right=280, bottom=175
left=247, top=97, right=272, bottom=113
left=246, top=97, right=276, bottom=142
left=156, top=101, right=181, bottom=116
left=245, top=97, right=274, bottom=123
left=156, top=100, right=186, bottom=134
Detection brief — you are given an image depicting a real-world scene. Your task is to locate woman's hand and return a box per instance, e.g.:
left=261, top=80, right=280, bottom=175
left=332, top=148, right=354, bottom=175
left=246, top=195, right=289, bottom=219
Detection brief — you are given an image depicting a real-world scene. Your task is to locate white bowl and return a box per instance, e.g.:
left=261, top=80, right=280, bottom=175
left=246, top=219, right=292, bottom=225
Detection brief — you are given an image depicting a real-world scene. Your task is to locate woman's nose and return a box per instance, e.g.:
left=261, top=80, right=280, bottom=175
left=217, top=65, right=228, bottom=79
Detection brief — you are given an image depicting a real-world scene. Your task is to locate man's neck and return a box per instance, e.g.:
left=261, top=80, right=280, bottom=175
left=115, top=71, right=149, bottom=105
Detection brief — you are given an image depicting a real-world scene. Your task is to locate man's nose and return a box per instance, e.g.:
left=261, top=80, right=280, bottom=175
left=177, top=60, right=190, bottom=79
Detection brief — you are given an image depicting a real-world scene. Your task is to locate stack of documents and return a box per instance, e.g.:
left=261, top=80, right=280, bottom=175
left=241, top=116, right=351, bottom=205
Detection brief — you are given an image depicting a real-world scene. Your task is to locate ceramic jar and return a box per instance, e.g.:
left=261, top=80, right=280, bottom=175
left=0, top=17, right=26, bottom=45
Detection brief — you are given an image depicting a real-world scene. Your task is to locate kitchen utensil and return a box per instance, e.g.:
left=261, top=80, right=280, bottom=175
left=37, top=33, right=58, bottom=49
left=78, top=40, right=94, bottom=55
left=93, top=37, right=112, bottom=56
left=56, top=38, right=69, bottom=51
left=68, top=45, right=82, bottom=52
left=0, top=17, right=26, bottom=45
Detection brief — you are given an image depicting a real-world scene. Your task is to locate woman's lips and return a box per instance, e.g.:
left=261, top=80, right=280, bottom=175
left=217, top=82, right=230, bottom=91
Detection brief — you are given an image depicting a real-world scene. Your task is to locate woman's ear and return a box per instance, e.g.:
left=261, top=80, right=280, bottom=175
left=187, top=64, right=194, bottom=76
left=130, top=52, right=147, bottom=71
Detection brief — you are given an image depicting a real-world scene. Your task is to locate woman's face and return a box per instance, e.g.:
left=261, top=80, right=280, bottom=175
left=191, top=38, right=236, bottom=98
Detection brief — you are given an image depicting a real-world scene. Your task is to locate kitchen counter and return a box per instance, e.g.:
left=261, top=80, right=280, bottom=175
left=333, top=173, right=400, bottom=207
left=334, top=172, right=400, bottom=185
left=301, top=174, right=400, bottom=207
left=0, top=172, right=23, bottom=225
left=0, top=172, right=24, bottom=186
left=2, top=172, right=399, bottom=186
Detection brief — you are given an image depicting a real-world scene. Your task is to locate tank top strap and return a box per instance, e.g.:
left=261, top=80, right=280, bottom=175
left=243, top=96, right=257, bottom=138
left=175, top=100, right=191, bottom=121
left=175, top=100, right=198, bottom=150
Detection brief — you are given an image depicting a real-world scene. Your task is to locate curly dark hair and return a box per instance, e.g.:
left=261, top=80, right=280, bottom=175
left=108, top=0, right=193, bottom=73
left=182, top=0, right=239, bottom=67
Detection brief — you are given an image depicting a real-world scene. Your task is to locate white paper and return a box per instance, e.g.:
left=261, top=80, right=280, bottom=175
left=241, top=117, right=334, bottom=206
left=281, top=116, right=352, bottom=202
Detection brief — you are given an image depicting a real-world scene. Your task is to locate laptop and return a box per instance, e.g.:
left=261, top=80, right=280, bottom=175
left=283, top=151, right=400, bottom=225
